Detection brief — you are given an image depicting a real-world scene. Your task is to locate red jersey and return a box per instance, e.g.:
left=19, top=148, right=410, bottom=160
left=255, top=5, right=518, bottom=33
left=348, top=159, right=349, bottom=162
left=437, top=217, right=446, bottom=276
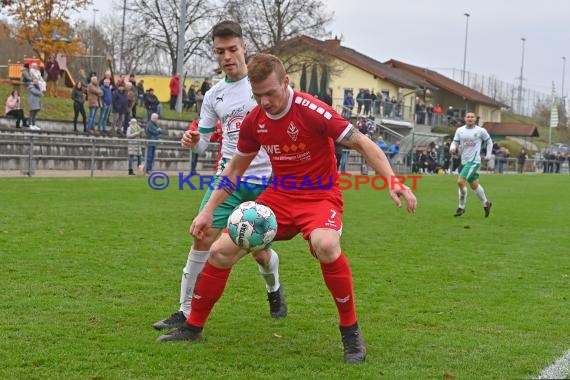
left=237, top=89, right=351, bottom=192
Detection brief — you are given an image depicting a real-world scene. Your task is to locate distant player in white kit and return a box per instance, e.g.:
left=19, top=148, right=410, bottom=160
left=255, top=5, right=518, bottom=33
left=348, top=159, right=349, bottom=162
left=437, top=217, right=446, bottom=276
left=449, top=111, right=493, bottom=217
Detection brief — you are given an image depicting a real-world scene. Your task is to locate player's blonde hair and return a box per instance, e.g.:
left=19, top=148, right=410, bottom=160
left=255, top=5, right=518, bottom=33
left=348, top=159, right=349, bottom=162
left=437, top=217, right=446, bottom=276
left=247, top=53, right=286, bottom=84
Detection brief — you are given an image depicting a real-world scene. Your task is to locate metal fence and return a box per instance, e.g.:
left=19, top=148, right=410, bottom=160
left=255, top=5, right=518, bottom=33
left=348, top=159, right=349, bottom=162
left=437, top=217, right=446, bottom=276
left=387, top=154, right=569, bottom=175
left=0, top=132, right=221, bottom=177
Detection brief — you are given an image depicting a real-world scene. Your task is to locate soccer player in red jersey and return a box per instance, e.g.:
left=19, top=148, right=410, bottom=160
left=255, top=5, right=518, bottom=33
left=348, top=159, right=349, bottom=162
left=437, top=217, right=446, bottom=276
left=159, top=53, right=417, bottom=364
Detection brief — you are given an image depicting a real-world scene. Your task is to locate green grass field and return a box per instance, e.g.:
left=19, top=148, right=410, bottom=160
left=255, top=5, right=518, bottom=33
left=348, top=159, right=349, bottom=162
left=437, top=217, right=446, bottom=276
left=1, top=174, right=569, bottom=379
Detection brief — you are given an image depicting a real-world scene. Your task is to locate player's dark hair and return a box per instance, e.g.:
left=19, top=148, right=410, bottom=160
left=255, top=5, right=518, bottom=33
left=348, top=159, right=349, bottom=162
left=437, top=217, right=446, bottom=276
left=247, top=53, right=286, bottom=84
left=212, top=20, right=243, bottom=41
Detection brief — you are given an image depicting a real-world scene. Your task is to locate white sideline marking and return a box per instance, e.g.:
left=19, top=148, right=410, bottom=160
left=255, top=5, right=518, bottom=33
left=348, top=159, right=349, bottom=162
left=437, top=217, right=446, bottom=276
left=537, top=349, right=570, bottom=379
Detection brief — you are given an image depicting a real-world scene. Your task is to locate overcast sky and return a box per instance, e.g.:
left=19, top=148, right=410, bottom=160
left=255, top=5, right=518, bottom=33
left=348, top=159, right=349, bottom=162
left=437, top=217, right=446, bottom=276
left=82, top=0, right=569, bottom=97
left=324, top=0, right=570, bottom=97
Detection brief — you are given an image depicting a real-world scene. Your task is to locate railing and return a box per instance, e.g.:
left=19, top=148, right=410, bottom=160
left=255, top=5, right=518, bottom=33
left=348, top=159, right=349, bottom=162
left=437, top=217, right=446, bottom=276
left=334, top=97, right=463, bottom=129
left=0, top=132, right=220, bottom=177
left=386, top=154, right=569, bottom=175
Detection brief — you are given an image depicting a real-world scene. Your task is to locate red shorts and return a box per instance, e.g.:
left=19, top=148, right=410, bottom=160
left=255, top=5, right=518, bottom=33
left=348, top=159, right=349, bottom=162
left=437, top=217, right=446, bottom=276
left=256, top=188, right=344, bottom=241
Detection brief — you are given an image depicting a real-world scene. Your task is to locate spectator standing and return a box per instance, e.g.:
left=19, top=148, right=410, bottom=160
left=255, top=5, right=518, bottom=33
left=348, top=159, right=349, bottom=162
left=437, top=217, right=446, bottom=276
left=145, top=113, right=162, bottom=173
left=44, top=53, right=60, bottom=97
left=27, top=79, right=43, bottom=130
left=86, top=76, right=103, bottom=134
left=555, top=152, right=564, bottom=173
left=375, top=136, right=388, bottom=152
left=426, top=103, right=434, bottom=125
left=495, top=147, right=509, bottom=174
left=195, top=91, right=204, bottom=115
left=98, top=78, right=113, bottom=134
left=126, top=118, right=144, bottom=175
left=29, top=63, right=46, bottom=92
left=184, top=85, right=197, bottom=111
left=99, top=70, right=115, bottom=89
left=356, top=89, right=364, bottom=115
left=4, top=89, right=28, bottom=128
left=112, top=84, right=129, bottom=136
left=136, top=80, right=145, bottom=106
left=342, top=91, right=354, bottom=119
left=143, top=88, right=161, bottom=120
left=169, top=73, right=180, bottom=110
left=446, top=106, right=455, bottom=124
left=200, top=78, right=211, bottom=96
left=115, top=74, right=127, bottom=89
left=21, top=63, right=32, bottom=87
left=387, top=141, right=400, bottom=160
left=517, top=148, right=527, bottom=173
left=129, top=74, right=138, bottom=118
left=123, top=82, right=137, bottom=134
left=71, top=81, right=87, bottom=133
left=433, top=104, right=443, bottom=126
left=363, top=89, right=371, bottom=116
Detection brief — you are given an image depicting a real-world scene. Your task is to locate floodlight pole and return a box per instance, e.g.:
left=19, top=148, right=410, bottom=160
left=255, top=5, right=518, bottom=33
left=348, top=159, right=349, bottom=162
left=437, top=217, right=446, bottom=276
left=90, top=8, right=99, bottom=72
left=462, top=13, right=470, bottom=85
left=517, top=38, right=526, bottom=114
left=175, top=0, right=187, bottom=113
left=562, top=56, right=566, bottom=111
left=119, top=0, right=127, bottom=73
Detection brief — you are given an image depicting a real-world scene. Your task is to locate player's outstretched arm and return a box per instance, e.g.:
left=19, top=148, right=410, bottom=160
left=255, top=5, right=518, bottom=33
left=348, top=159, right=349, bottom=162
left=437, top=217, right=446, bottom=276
left=339, top=127, right=417, bottom=213
left=190, top=153, right=256, bottom=239
left=181, top=130, right=201, bottom=149
left=181, top=129, right=214, bottom=155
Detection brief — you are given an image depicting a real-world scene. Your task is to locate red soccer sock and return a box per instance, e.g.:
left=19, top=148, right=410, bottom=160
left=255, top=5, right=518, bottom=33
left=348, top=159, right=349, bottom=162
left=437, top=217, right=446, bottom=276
left=187, top=262, right=231, bottom=327
left=320, top=253, right=357, bottom=327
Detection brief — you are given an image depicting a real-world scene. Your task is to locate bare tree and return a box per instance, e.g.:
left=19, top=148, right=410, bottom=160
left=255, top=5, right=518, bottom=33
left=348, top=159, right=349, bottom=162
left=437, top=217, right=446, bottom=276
left=224, top=0, right=333, bottom=53
left=223, top=0, right=334, bottom=79
left=126, top=0, right=219, bottom=75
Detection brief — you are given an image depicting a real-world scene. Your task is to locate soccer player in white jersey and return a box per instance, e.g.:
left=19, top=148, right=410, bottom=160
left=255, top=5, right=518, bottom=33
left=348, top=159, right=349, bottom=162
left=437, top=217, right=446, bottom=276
left=449, top=111, right=493, bottom=217
left=153, top=21, right=287, bottom=332
left=158, top=53, right=417, bottom=364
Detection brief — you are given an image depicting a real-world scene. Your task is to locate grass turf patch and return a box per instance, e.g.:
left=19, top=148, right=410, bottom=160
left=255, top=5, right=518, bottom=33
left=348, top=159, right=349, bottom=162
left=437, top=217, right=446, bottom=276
left=0, top=174, right=569, bottom=379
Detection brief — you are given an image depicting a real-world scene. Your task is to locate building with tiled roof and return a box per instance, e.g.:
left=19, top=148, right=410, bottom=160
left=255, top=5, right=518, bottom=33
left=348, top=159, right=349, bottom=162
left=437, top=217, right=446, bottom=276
left=273, top=35, right=507, bottom=134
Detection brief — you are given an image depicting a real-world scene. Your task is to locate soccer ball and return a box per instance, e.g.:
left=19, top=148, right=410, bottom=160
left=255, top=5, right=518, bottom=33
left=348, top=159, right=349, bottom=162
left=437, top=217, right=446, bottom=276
left=227, top=201, right=277, bottom=251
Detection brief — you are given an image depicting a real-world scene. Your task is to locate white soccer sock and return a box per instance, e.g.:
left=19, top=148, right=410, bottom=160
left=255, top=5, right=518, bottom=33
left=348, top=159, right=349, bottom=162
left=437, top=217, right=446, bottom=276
left=258, top=249, right=280, bottom=293
left=179, top=248, right=209, bottom=317
left=474, top=185, right=488, bottom=204
left=458, top=187, right=467, bottom=209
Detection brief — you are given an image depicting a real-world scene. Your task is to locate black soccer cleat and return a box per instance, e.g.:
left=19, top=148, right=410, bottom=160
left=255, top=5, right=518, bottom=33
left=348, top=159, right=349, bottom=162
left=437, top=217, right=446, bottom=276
left=340, top=323, right=367, bottom=364
left=156, top=323, right=203, bottom=342
left=267, top=286, right=288, bottom=319
left=484, top=201, right=492, bottom=218
left=153, top=311, right=186, bottom=331
left=454, top=208, right=465, bottom=217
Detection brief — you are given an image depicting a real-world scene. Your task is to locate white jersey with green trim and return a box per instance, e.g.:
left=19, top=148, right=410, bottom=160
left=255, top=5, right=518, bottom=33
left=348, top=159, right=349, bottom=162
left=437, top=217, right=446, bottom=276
left=451, top=125, right=492, bottom=164
left=197, top=75, right=271, bottom=179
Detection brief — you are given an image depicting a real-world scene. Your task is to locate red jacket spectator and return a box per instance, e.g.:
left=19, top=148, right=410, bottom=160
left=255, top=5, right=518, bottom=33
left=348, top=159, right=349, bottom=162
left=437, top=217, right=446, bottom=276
left=169, top=74, right=180, bottom=96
